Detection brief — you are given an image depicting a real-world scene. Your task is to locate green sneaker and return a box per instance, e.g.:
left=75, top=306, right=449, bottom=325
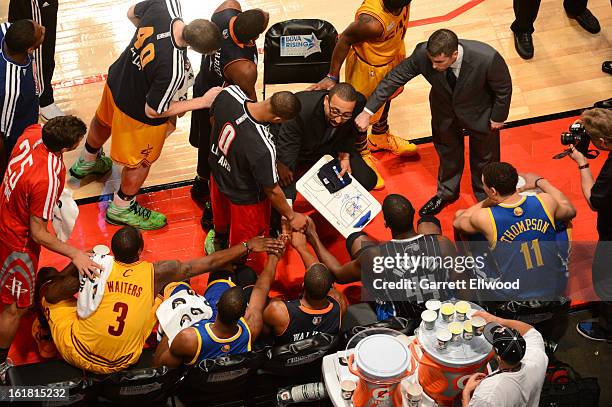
left=204, top=229, right=228, bottom=255
left=69, top=152, right=113, bottom=179
left=105, top=201, right=167, bottom=230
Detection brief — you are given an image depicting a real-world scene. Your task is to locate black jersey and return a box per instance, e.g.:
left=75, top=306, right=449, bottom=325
left=275, top=297, right=341, bottom=346
left=208, top=85, right=278, bottom=205
left=107, top=0, right=188, bottom=126
left=363, top=234, right=451, bottom=317
left=197, top=8, right=258, bottom=93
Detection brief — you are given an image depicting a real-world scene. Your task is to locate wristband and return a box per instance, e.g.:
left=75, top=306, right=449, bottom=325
left=535, top=177, right=545, bottom=189
left=326, top=73, right=339, bottom=82
left=242, top=241, right=252, bottom=257
left=578, top=163, right=590, bottom=170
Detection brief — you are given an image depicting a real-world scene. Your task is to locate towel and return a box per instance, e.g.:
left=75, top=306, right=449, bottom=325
left=52, top=188, right=79, bottom=242
left=77, top=253, right=114, bottom=319
left=172, top=59, right=194, bottom=102
left=156, top=288, right=213, bottom=345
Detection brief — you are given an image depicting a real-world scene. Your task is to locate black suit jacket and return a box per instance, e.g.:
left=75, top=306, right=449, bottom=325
left=276, top=90, right=365, bottom=169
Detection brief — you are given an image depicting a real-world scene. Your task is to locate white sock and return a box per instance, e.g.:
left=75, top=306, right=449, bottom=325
left=112, top=193, right=133, bottom=209
left=82, top=149, right=98, bottom=163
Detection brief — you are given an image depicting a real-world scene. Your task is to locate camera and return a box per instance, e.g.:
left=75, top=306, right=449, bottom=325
left=557, top=122, right=599, bottom=159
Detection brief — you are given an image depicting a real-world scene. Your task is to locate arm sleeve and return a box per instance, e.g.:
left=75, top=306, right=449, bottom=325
left=29, top=179, right=58, bottom=221
left=276, top=118, right=304, bottom=169
left=338, top=93, right=367, bottom=153
left=146, top=51, right=185, bottom=114
left=487, top=52, right=513, bottom=123
left=521, top=328, right=548, bottom=376
left=364, top=44, right=424, bottom=113
left=133, top=0, right=154, bottom=18
left=590, top=161, right=612, bottom=211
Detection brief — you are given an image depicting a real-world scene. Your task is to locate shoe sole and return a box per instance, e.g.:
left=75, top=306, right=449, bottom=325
left=575, top=324, right=607, bottom=342
left=105, top=214, right=167, bottom=230
left=69, top=166, right=112, bottom=180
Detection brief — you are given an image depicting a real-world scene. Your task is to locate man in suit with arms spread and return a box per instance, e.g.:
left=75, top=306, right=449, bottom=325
left=355, top=29, right=512, bottom=216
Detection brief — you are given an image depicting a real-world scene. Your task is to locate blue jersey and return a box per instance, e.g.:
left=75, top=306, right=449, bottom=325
left=0, top=23, right=39, bottom=152
left=188, top=279, right=251, bottom=364
left=486, top=195, right=568, bottom=299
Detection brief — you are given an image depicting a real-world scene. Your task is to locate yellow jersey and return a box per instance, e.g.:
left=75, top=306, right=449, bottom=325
left=352, top=0, right=410, bottom=67
left=71, top=260, right=157, bottom=372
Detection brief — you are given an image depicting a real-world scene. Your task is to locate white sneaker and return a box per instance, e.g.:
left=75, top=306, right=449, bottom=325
left=40, top=103, right=66, bottom=121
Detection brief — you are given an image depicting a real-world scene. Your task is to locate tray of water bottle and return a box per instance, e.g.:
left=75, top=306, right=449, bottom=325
left=417, top=301, right=492, bottom=365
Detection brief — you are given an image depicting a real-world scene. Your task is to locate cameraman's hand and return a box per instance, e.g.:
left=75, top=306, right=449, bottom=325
left=569, top=146, right=588, bottom=167
left=518, top=172, right=542, bottom=192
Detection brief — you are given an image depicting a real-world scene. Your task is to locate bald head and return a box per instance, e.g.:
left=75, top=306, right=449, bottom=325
left=217, top=287, right=247, bottom=325
left=111, top=226, right=144, bottom=263
left=304, top=263, right=334, bottom=301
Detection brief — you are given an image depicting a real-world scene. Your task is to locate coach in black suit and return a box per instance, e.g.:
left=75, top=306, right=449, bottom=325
left=355, top=29, right=512, bottom=216
left=276, top=83, right=377, bottom=202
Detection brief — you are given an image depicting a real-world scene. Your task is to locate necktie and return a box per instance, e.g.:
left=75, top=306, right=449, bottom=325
left=446, top=68, right=457, bottom=91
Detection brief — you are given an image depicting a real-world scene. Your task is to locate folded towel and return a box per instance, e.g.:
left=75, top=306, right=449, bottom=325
left=52, top=188, right=79, bottom=242
left=156, top=288, right=213, bottom=345
left=77, top=253, right=114, bottom=319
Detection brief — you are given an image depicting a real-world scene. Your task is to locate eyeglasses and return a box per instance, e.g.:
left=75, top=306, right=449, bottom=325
left=328, top=106, right=353, bottom=120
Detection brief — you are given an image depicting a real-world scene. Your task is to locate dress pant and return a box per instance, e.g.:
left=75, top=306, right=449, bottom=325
left=9, top=0, right=58, bottom=107
left=431, top=121, right=500, bottom=202
left=511, top=0, right=588, bottom=34
left=593, top=241, right=612, bottom=338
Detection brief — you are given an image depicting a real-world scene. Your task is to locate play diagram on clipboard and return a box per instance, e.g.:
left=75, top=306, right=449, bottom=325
left=296, top=155, right=381, bottom=238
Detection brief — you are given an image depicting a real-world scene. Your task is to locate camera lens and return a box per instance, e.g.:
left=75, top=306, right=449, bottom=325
left=560, top=132, right=576, bottom=146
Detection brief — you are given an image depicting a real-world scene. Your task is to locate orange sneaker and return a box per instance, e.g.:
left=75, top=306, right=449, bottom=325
left=31, top=318, right=58, bottom=359
left=361, top=150, right=385, bottom=190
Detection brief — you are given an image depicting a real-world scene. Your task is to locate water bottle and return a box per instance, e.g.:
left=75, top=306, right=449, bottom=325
left=276, top=382, right=328, bottom=406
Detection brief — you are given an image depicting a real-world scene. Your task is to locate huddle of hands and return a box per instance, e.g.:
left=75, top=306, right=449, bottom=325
left=246, top=215, right=317, bottom=257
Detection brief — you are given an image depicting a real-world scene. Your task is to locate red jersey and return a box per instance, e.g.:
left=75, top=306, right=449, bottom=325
left=0, top=124, right=66, bottom=254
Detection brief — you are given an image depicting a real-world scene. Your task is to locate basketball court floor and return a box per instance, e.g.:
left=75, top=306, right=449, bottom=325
left=2, top=0, right=612, bottom=403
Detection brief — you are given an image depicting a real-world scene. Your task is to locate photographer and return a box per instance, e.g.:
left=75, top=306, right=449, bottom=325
left=569, top=108, right=612, bottom=342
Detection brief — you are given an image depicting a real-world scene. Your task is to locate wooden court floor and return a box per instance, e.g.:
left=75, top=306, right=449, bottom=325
left=0, top=0, right=610, bottom=199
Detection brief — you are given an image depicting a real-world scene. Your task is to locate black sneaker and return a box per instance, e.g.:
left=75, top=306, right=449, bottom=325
left=567, top=9, right=601, bottom=34
left=190, top=176, right=210, bottom=207
left=514, top=32, right=534, bottom=60
left=200, top=201, right=213, bottom=231
left=576, top=319, right=611, bottom=342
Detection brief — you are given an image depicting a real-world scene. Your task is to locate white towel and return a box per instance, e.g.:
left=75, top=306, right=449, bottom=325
left=156, top=288, right=213, bottom=345
left=77, top=253, right=114, bottom=319
left=52, top=188, right=79, bottom=242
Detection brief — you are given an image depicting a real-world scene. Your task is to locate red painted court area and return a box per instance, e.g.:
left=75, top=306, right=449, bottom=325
left=9, top=115, right=604, bottom=366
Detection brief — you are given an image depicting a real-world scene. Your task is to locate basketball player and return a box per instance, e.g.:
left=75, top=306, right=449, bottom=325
left=263, top=231, right=345, bottom=345
left=153, top=247, right=282, bottom=366
left=0, top=19, right=45, bottom=175
left=206, top=85, right=307, bottom=272
left=309, top=0, right=417, bottom=190
left=190, top=0, right=269, bottom=229
left=453, top=162, right=576, bottom=300
left=69, top=0, right=223, bottom=230
left=35, top=226, right=283, bottom=374
left=0, top=117, right=100, bottom=375
left=304, top=194, right=458, bottom=319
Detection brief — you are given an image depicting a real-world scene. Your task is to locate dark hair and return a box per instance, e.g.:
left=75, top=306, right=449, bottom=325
left=111, top=226, right=144, bottom=264
left=234, top=9, right=267, bottom=43
left=41, top=115, right=87, bottom=152
left=304, top=263, right=333, bottom=301
left=217, top=286, right=247, bottom=325
left=382, top=194, right=415, bottom=234
left=328, top=83, right=358, bottom=103
left=582, top=108, right=612, bottom=143
left=270, top=91, right=301, bottom=121
left=426, top=29, right=459, bottom=57
left=482, top=162, right=518, bottom=196
left=5, top=20, right=36, bottom=54
left=183, top=19, right=222, bottom=55
left=382, top=0, right=410, bottom=13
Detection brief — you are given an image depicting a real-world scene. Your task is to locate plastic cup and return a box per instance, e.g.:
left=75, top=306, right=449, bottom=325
left=93, top=245, right=110, bottom=256
left=448, top=322, right=463, bottom=342
left=340, top=379, right=357, bottom=400
left=404, top=382, right=423, bottom=406
left=421, top=310, right=438, bottom=330
left=455, top=301, right=471, bottom=322
left=471, top=316, right=486, bottom=336
left=440, top=303, right=455, bottom=322
left=436, top=329, right=452, bottom=351
left=425, top=299, right=441, bottom=317
left=463, top=321, right=473, bottom=341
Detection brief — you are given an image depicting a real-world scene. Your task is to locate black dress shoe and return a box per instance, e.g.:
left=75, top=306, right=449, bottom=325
left=200, top=201, right=214, bottom=230
left=603, top=61, right=612, bottom=75
left=567, top=9, right=601, bottom=34
left=594, top=98, right=612, bottom=110
left=513, top=32, right=534, bottom=60
left=190, top=176, right=210, bottom=207
left=419, top=196, right=452, bottom=216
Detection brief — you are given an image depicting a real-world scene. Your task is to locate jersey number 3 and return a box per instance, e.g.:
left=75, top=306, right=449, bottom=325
left=108, top=302, right=129, bottom=336
left=133, top=27, right=156, bottom=70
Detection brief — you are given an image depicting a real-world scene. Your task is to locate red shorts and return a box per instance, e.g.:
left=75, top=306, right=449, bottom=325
left=210, top=177, right=270, bottom=273
left=0, top=245, right=38, bottom=308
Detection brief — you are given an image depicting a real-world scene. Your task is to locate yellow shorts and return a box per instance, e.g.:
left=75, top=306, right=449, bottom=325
left=344, top=49, right=405, bottom=124
left=96, top=84, right=170, bottom=168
